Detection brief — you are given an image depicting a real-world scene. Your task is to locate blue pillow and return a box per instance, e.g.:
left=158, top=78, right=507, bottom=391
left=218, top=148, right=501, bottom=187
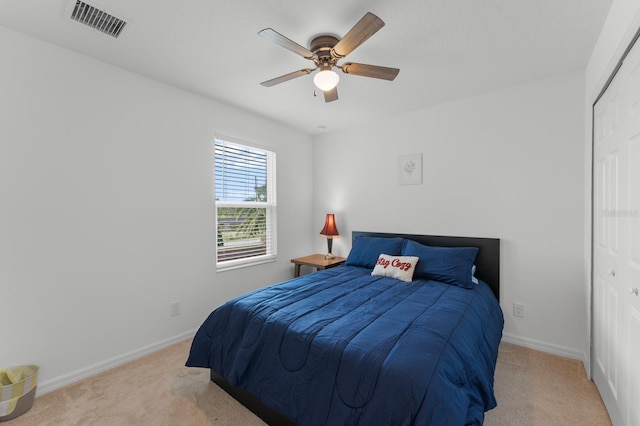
left=402, top=240, right=479, bottom=288
left=345, top=237, right=405, bottom=269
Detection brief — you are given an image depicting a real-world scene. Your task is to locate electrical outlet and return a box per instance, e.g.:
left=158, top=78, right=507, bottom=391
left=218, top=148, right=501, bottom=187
left=513, top=302, right=524, bottom=318
left=170, top=301, right=181, bottom=317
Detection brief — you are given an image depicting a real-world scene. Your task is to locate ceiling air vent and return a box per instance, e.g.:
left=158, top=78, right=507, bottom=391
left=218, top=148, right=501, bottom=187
left=70, top=1, right=126, bottom=38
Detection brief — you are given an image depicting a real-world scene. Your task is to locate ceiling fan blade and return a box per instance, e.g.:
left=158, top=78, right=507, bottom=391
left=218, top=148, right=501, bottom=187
left=332, top=12, right=385, bottom=59
left=341, top=63, right=399, bottom=81
left=258, top=28, right=316, bottom=60
left=324, top=87, right=338, bottom=102
left=260, top=68, right=313, bottom=87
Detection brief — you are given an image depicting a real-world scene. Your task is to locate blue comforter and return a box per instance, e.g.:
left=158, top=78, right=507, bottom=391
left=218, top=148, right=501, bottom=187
left=186, top=265, right=503, bottom=425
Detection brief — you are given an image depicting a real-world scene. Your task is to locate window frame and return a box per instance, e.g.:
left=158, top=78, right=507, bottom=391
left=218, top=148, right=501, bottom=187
left=214, top=136, right=277, bottom=271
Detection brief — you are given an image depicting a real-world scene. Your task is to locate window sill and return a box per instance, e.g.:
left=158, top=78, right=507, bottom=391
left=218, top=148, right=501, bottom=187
left=216, top=255, right=278, bottom=272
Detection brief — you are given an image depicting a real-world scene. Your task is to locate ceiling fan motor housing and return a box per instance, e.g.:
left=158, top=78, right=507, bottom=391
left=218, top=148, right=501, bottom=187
left=310, top=35, right=340, bottom=68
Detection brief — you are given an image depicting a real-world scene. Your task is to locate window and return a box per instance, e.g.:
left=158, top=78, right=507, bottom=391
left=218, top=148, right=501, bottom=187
left=214, top=137, right=277, bottom=269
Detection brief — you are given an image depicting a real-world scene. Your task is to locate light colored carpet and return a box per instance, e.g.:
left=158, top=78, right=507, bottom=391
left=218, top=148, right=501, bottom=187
left=8, top=340, right=610, bottom=425
left=484, top=342, right=611, bottom=426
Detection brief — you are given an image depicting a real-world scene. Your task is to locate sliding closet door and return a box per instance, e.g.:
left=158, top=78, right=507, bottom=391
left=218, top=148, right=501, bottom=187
left=593, top=33, right=640, bottom=426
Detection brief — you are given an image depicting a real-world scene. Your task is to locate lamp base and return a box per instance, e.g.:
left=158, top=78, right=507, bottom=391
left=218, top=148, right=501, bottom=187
left=325, top=238, right=335, bottom=260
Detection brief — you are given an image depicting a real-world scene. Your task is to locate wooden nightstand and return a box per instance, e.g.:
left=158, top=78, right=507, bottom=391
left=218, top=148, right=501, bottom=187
left=291, top=254, right=346, bottom=277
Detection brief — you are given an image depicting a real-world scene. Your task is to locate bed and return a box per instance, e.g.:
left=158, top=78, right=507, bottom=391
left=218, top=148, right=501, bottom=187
left=186, top=231, right=503, bottom=425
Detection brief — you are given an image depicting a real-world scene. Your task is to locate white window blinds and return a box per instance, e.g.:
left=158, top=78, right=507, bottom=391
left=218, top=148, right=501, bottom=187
left=214, top=138, right=277, bottom=269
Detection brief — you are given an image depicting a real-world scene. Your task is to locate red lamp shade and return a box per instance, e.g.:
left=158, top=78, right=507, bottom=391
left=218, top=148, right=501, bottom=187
left=319, top=214, right=339, bottom=238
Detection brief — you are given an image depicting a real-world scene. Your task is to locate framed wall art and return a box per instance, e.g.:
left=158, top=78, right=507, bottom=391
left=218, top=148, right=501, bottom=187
left=398, top=153, right=422, bottom=185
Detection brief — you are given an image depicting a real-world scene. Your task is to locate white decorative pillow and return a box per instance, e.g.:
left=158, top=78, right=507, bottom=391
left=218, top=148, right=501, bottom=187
left=371, top=254, right=419, bottom=282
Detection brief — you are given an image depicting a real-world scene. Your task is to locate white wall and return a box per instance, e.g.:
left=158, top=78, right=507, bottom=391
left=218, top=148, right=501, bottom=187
left=313, top=71, right=587, bottom=360
left=3, top=1, right=629, bottom=394
left=583, top=0, right=640, bottom=375
left=0, top=26, right=313, bottom=393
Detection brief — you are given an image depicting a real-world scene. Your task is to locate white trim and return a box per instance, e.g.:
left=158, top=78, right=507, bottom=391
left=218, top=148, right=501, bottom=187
left=35, top=330, right=196, bottom=396
left=502, top=332, right=587, bottom=364
left=213, top=133, right=275, bottom=153
left=216, top=255, right=278, bottom=272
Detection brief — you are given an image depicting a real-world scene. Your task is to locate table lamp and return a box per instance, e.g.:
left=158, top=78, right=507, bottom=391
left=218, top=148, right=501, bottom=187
left=319, top=214, right=340, bottom=259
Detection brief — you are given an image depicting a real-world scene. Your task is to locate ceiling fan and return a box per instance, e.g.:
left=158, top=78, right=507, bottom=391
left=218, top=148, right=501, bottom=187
left=258, top=12, right=400, bottom=103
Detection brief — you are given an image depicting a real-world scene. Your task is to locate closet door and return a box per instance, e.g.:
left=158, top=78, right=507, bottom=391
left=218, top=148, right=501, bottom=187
left=593, top=35, right=640, bottom=426
left=625, top=37, right=640, bottom=426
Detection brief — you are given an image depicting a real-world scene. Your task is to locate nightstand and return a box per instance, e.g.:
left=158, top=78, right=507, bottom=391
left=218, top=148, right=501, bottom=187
left=290, top=254, right=346, bottom=277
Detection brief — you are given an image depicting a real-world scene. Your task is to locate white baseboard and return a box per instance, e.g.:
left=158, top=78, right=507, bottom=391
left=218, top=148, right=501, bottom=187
left=502, top=332, right=588, bottom=366
left=36, top=330, right=590, bottom=397
left=36, top=329, right=196, bottom=396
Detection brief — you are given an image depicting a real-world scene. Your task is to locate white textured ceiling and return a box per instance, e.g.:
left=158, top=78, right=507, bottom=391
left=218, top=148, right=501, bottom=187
left=0, top=0, right=612, bottom=135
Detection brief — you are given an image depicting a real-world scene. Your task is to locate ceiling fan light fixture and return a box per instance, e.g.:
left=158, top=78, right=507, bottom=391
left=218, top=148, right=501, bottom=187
left=313, top=69, right=339, bottom=91
left=258, top=12, right=399, bottom=102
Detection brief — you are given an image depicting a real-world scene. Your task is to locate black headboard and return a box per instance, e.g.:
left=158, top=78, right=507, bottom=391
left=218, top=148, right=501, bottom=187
left=352, top=231, right=500, bottom=301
